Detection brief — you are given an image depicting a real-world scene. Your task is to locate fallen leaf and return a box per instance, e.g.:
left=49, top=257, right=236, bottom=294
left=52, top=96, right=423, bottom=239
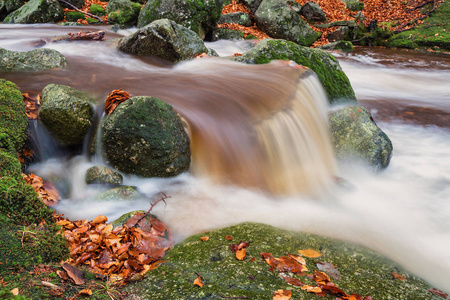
left=104, top=89, right=130, bottom=115
left=194, top=275, right=203, bottom=287
left=316, top=262, right=341, bottom=280
left=282, top=276, right=304, bottom=286
left=392, top=272, right=407, bottom=281
left=92, top=215, right=108, bottom=225
left=236, top=248, right=246, bottom=260
left=79, top=289, right=93, bottom=296
left=200, top=236, right=209, bottom=242
left=288, top=254, right=306, bottom=265
left=301, top=285, right=323, bottom=294
left=429, top=288, right=448, bottom=298
left=10, top=288, right=19, bottom=296
left=61, top=263, right=85, bottom=285
left=298, top=248, right=322, bottom=258
left=273, top=289, right=292, bottom=300
left=225, top=235, right=233, bottom=240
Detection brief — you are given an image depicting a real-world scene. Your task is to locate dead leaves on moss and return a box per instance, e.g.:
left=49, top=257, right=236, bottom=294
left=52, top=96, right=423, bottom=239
left=22, top=173, right=60, bottom=206
left=22, top=92, right=40, bottom=120
left=104, top=89, right=130, bottom=115
left=56, top=212, right=172, bottom=284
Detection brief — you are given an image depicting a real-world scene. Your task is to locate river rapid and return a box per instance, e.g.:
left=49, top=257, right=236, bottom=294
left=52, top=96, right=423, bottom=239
left=1, top=24, right=450, bottom=292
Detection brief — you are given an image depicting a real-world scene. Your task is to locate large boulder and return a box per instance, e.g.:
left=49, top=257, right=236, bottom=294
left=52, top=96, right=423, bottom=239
left=0, top=79, right=28, bottom=153
left=300, top=1, right=327, bottom=22
left=137, top=0, right=224, bottom=39
left=106, top=0, right=141, bottom=26
left=218, top=12, right=252, bottom=27
left=254, top=0, right=318, bottom=46
left=3, top=0, right=64, bottom=23
left=0, top=0, right=24, bottom=21
left=0, top=47, right=66, bottom=72
left=125, top=222, right=439, bottom=299
left=329, top=105, right=393, bottom=170
left=101, top=96, right=190, bottom=178
left=118, top=19, right=209, bottom=62
left=38, top=84, right=95, bottom=146
left=231, top=39, right=357, bottom=103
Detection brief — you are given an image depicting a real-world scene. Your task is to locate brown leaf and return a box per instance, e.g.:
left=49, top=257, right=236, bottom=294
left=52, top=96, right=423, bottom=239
left=10, top=288, right=19, bottom=296
left=230, top=241, right=250, bottom=252
left=92, top=215, right=108, bottom=225
left=194, top=275, right=203, bottom=287
left=429, top=288, right=448, bottom=299
left=61, top=263, right=85, bottom=285
left=273, top=289, right=292, bottom=300
left=79, top=289, right=92, bottom=296
left=56, top=270, right=68, bottom=280
left=282, top=276, right=304, bottom=287
left=301, top=285, right=323, bottom=294
left=200, top=236, right=209, bottom=241
left=225, top=235, right=233, bottom=240
left=298, top=249, right=322, bottom=258
left=312, top=270, right=331, bottom=284
left=392, top=272, right=407, bottom=281
left=104, top=89, right=130, bottom=115
left=316, top=262, right=341, bottom=280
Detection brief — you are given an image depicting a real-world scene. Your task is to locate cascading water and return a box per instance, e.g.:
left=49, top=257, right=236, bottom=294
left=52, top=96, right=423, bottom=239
left=2, top=25, right=450, bottom=292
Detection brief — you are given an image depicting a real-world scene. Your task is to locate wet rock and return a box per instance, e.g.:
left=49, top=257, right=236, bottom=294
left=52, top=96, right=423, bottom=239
left=137, top=0, right=224, bottom=39
left=255, top=0, right=318, bottom=46
left=0, top=79, right=28, bottom=153
left=231, top=39, right=357, bottom=103
left=329, top=105, right=393, bottom=170
left=240, top=0, right=262, bottom=14
left=0, top=0, right=24, bottom=21
left=38, top=84, right=95, bottom=146
left=106, top=0, right=141, bottom=26
left=319, top=41, right=354, bottom=52
left=3, top=0, right=64, bottom=23
left=101, top=96, right=191, bottom=178
left=218, top=12, right=252, bottom=27
left=342, top=0, right=364, bottom=11
left=0, top=47, right=66, bottom=72
left=118, top=19, right=209, bottom=62
left=300, top=1, right=327, bottom=22
left=212, top=28, right=244, bottom=41
left=125, top=222, right=439, bottom=299
left=85, top=165, right=123, bottom=185
left=95, top=185, right=141, bottom=201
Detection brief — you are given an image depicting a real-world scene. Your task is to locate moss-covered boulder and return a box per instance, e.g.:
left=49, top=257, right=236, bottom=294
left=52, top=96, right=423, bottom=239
left=211, top=28, right=244, bottom=41
left=300, top=1, right=326, bottom=22
left=0, top=47, right=66, bottom=72
left=106, top=0, right=140, bottom=26
left=85, top=165, right=123, bottom=185
left=341, top=0, right=364, bottom=11
left=89, top=3, right=105, bottom=16
left=3, top=0, right=64, bottom=23
left=255, top=0, right=318, bottom=46
left=231, top=39, right=357, bottom=103
left=0, top=0, right=24, bottom=21
left=65, top=10, right=85, bottom=21
left=38, top=84, right=95, bottom=146
left=137, top=0, right=224, bottom=39
left=387, top=0, right=450, bottom=51
left=329, top=105, right=393, bottom=170
left=0, top=79, right=28, bottom=153
left=101, top=96, right=190, bottom=178
left=95, top=185, right=141, bottom=201
left=319, top=41, right=354, bottom=52
left=125, top=222, right=439, bottom=299
left=218, top=12, right=252, bottom=26
left=0, top=149, right=22, bottom=179
left=118, top=19, right=209, bottom=62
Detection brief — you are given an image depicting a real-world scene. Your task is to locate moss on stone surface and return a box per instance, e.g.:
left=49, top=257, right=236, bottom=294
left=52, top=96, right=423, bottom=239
left=0, top=149, right=22, bottom=179
left=106, top=0, right=140, bottom=25
left=65, top=10, right=85, bottom=21
left=0, top=47, right=66, bottom=72
left=95, top=185, right=141, bottom=201
left=232, top=39, right=356, bottom=103
left=3, top=0, right=64, bottom=23
left=126, top=222, right=439, bottom=299
left=388, top=0, right=450, bottom=51
left=90, top=3, right=105, bottom=16
left=0, top=79, right=28, bottom=153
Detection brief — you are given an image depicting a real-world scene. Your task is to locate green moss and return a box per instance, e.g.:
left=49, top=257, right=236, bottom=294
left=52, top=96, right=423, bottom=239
left=90, top=3, right=105, bottom=16
left=0, top=79, right=28, bottom=153
left=65, top=10, right=85, bottom=21
left=86, top=17, right=101, bottom=23
left=0, top=149, right=22, bottom=180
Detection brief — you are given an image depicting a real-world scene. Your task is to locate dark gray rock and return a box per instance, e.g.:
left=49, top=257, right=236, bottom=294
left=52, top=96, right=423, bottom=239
left=218, top=12, right=252, bottom=26
left=118, top=19, right=209, bottom=62
left=319, top=41, right=354, bottom=52
left=125, top=222, right=439, bottom=299
left=239, top=0, right=262, bottom=14
left=329, top=105, right=393, bottom=170
left=38, top=84, right=95, bottom=146
left=0, top=0, right=24, bottom=21
left=85, top=165, right=123, bottom=185
left=254, top=0, right=318, bottom=46
left=300, top=1, right=326, bottom=22
left=3, top=0, right=64, bottom=23
left=0, top=47, right=66, bottom=72
left=212, top=28, right=244, bottom=41
left=137, top=0, right=224, bottom=39
left=101, top=96, right=190, bottom=178
left=231, top=39, right=356, bottom=103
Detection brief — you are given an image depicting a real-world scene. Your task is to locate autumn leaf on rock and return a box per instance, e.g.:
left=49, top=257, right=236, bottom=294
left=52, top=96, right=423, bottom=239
left=194, top=275, right=203, bottom=287
left=225, top=235, right=233, bottom=240
left=22, top=92, right=40, bottom=119
left=104, top=89, right=130, bottom=115
left=273, top=289, right=292, bottom=300
left=200, top=236, right=209, bottom=242
left=316, top=262, right=341, bottom=280
left=282, top=276, right=304, bottom=287
left=301, top=285, right=323, bottom=294
left=61, top=263, right=85, bottom=285
left=429, top=288, right=448, bottom=298
left=22, top=173, right=60, bottom=206
left=298, top=248, right=322, bottom=258
left=392, top=272, right=407, bottom=280
left=230, top=241, right=250, bottom=260
left=236, top=248, right=246, bottom=261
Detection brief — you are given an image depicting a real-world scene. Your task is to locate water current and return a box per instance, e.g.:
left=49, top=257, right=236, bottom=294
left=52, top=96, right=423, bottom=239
left=1, top=24, right=450, bottom=292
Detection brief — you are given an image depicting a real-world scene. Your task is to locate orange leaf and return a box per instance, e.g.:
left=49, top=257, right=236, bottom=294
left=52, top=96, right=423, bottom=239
left=225, top=235, right=233, bottom=240
left=92, top=215, right=108, bottom=225
left=301, top=285, right=323, bottom=294
left=273, top=289, right=292, bottom=300
left=298, top=249, right=322, bottom=258
left=236, top=248, right=246, bottom=261
left=79, top=289, right=92, bottom=296
left=200, top=236, right=209, bottom=242
left=194, top=275, right=203, bottom=287
left=392, top=272, right=407, bottom=280
left=10, top=288, right=19, bottom=296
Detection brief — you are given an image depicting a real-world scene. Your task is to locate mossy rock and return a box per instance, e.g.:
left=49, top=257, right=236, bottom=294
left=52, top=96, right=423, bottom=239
left=90, top=3, right=105, bottom=16
left=0, top=0, right=24, bottom=21
left=0, top=149, right=22, bottom=179
left=211, top=28, right=245, bottom=41
left=3, top=0, right=64, bottom=23
left=300, top=1, right=327, bottom=22
left=319, top=41, right=354, bottom=52
left=231, top=39, right=357, bottom=103
left=387, top=0, right=450, bottom=51
left=118, top=18, right=209, bottom=62
left=85, top=165, right=123, bottom=185
left=95, top=185, right=141, bottom=201
left=0, top=79, right=28, bottom=152
left=65, top=10, right=85, bottom=21
left=106, top=0, right=140, bottom=25
left=218, top=12, right=252, bottom=26
left=329, top=105, right=393, bottom=170
left=126, top=222, right=439, bottom=299
left=0, top=47, right=66, bottom=72
left=38, top=84, right=95, bottom=146
left=101, top=96, right=191, bottom=177
left=343, top=0, right=364, bottom=11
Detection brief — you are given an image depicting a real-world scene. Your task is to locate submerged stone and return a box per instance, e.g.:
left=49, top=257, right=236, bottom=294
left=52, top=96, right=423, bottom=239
left=0, top=47, right=66, bottom=72
left=85, top=165, right=123, bottom=185
left=95, top=185, right=141, bottom=201
left=125, top=222, right=439, bottom=299
left=101, top=96, right=190, bottom=178
left=329, top=105, right=393, bottom=170
left=38, top=84, right=95, bottom=146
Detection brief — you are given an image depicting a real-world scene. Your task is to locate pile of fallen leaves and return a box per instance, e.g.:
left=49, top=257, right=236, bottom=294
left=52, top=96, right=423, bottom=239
left=104, top=89, right=131, bottom=115
left=56, top=210, right=172, bottom=285
left=22, top=92, right=40, bottom=120
left=22, top=173, right=60, bottom=206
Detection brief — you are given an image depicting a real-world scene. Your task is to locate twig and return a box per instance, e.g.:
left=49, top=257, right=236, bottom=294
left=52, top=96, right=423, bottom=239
left=135, top=193, right=170, bottom=224
left=408, top=0, right=435, bottom=12
left=57, top=0, right=106, bottom=24
left=394, top=0, right=438, bottom=33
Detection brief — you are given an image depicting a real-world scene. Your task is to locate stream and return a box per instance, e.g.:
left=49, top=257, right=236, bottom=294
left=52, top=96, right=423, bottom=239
left=1, top=24, right=450, bottom=292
